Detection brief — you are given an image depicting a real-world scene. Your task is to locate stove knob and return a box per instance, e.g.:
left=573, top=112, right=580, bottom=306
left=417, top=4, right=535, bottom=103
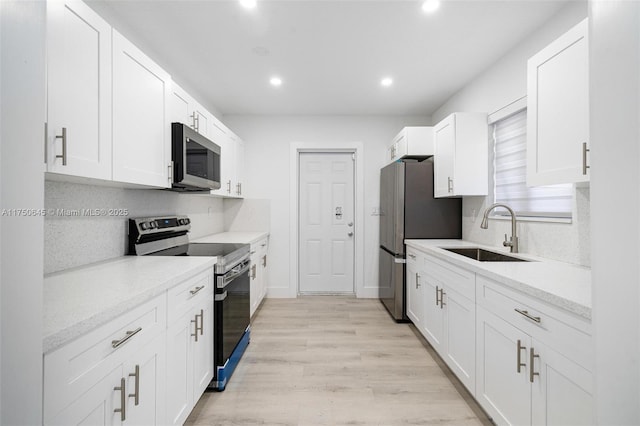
left=150, top=221, right=158, bottom=229
left=140, top=222, right=148, bottom=230
left=178, top=218, right=185, bottom=225
left=185, top=218, right=190, bottom=225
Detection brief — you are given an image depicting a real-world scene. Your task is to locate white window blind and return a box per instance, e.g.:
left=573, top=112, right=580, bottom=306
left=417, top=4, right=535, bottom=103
left=493, top=110, right=572, bottom=218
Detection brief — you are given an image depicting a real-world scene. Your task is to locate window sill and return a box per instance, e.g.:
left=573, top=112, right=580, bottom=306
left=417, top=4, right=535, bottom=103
left=490, top=215, right=572, bottom=225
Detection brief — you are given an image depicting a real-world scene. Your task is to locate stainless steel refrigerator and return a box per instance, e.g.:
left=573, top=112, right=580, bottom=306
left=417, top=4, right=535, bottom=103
left=379, top=159, right=462, bottom=321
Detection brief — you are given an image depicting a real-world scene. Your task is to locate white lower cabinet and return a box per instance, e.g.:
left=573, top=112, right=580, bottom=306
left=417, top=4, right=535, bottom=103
left=44, top=267, right=215, bottom=426
left=404, top=244, right=593, bottom=425
left=405, top=249, right=424, bottom=330
left=44, top=294, right=166, bottom=425
left=421, top=255, right=476, bottom=394
left=166, top=269, right=215, bottom=426
left=475, top=276, right=593, bottom=426
left=250, top=237, right=269, bottom=318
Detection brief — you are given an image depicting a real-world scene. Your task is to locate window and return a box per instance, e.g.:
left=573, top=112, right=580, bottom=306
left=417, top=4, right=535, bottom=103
left=493, top=109, right=572, bottom=219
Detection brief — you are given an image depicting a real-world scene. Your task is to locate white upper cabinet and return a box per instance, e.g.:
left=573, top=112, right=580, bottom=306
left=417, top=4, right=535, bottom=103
left=527, top=18, right=589, bottom=186
left=170, top=83, right=212, bottom=140
left=46, top=0, right=112, bottom=180
left=208, top=118, right=244, bottom=198
left=388, top=126, right=434, bottom=163
left=112, top=30, right=171, bottom=188
left=433, top=112, right=488, bottom=198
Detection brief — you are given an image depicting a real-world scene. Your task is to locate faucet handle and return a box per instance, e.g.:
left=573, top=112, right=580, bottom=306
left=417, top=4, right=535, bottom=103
left=503, top=234, right=512, bottom=247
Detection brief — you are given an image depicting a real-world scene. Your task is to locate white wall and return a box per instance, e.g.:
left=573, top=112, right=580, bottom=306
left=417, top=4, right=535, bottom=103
left=590, top=1, right=640, bottom=423
left=44, top=181, right=226, bottom=274
left=431, top=1, right=590, bottom=266
left=0, top=1, right=45, bottom=423
left=223, top=115, right=428, bottom=297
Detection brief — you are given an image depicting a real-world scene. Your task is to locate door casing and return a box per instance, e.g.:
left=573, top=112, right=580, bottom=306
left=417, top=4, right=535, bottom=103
left=289, top=143, right=365, bottom=298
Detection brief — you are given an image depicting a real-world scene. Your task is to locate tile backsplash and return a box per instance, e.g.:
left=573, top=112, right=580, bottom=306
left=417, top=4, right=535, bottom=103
left=44, top=181, right=225, bottom=274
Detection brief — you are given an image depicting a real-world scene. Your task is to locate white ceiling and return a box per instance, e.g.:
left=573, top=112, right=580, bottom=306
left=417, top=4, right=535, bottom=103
left=93, top=0, right=569, bottom=116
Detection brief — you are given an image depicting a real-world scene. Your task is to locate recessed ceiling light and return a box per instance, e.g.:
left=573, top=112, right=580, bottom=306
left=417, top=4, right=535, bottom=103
left=381, top=77, right=393, bottom=87
left=240, top=0, right=257, bottom=9
left=270, top=77, right=283, bottom=87
left=422, top=0, right=440, bottom=13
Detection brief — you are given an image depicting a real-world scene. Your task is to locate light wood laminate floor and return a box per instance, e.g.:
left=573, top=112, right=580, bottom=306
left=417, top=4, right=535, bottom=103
left=186, top=296, right=492, bottom=426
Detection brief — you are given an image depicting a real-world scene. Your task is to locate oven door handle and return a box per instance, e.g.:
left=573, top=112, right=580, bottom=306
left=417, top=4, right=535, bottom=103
left=215, top=291, right=228, bottom=302
left=217, top=259, right=250, bottom=289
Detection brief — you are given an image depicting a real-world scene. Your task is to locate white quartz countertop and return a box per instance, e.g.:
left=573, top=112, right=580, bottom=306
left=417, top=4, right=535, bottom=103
left=193, top=231, right=269, bottom=245
left=43, top=256, right=216, bottom=354
left=405, top=239, right=591, bottom=320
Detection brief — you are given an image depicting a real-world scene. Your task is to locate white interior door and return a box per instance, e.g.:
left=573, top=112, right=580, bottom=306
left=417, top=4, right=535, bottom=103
left=299, top=152, right=355, bottom=294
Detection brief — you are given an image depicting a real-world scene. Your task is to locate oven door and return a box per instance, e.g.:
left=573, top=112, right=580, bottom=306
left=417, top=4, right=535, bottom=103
left=214, top=259, right=250, bottom=369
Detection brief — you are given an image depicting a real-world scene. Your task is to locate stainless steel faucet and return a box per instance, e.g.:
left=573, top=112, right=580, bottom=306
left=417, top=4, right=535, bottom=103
left=480, top=203, right=519, bottom=253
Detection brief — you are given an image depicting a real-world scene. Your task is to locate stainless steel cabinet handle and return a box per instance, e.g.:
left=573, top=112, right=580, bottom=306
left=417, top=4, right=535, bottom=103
left=439, top=289, right=446, bottom=309
left=168, top=162, right=173, bottom=183
left=582, top=142, right=590, bottom=175
left=227, top=180, right=232, bottom=194
left=516, top=340, right=526, bottom=373
left=251, top=264, right=257, bottom=279
left=128, top=365, right=140, bottom=406
left=55, top=127, right=67, bottom=166
left=195, top=114, right=200, bottom=133
left=514, top=308, right=541, bottom=323
left=447, top=177, right=453, bottom=193
left=191, top=313, right=199, bottom=342
left=197, top=309, right=204, bottom=336
left=190, top=285, right=205, bottom=295
left=262, top=255, right=267, bottom=267
left=114, top=377, right=126, bottom=421
left=408, top=254, right=416, bottom=260
left=112, top=327, right=142, bottom=349
left=435, top=285, right=441, bottom=306
left=529, top=347, right=540, bottom=383
left=415, top=273, right=421, bottom=289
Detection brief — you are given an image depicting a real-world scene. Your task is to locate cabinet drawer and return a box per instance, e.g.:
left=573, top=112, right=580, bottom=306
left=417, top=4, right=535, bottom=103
left=424, top=255, right=475, bottom=301
left=167, top=268, right=214, bottom=324
left=44, top=294, right=166, bottom=421
left=476, top=275, right=592, bottom=370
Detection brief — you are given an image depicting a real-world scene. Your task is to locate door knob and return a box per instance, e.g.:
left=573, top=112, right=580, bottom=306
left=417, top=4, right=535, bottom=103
left=348, top=232, right=354, bottom=237
left=348, top=222, right=353, bottom=227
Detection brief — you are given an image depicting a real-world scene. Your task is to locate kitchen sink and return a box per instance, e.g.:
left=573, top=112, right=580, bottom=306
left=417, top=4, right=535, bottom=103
left=442, top=247, right=530, bottom=262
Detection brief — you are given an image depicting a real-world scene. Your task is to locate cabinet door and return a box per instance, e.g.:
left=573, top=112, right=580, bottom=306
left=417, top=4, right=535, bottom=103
left=235, top=137, right=245, bottom=197
left=395, top=132, right=408, bottom=159
left=171, top=84, right=194, bottom=127
left=47, top=365, right=123, bottom=426
left=165, top=312, right=194, bottom=426
left=260, top=252, right=268, bottom=301
left=112, top=30, right=171, bottom=188
left=405, top=252, right=423, bottom=329
left=527, top=18, right=589, bottom=186
left=125, top=332, right=165, bottom=426
left=209, top=120, right=232, bottom=196
left=434, top=115, right=455, bottom=197
left=531, top=338, right=593, bottom=426
left=46, top=0, right=111, bottom=179
left=193, top=299, right=215, bottom=397
left=421, top=272, right=444, bottom=352
left=442, top=288, right=475, bottom=395
left=476, top=307, right=531, bottom=426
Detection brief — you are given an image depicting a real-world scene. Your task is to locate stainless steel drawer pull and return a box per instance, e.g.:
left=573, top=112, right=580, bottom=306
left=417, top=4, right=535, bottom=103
left=516, top=339, right=526, bottom=373
left=128, top=365, right=140, bottom=405
left=582, top=142, right=590, bottom=175
left=114, top=377, right=126, bottom=421
left=190, top=285, right=205, bottom=295
left=408, top=253, right=416, bottom=260
left=529, top=347, right=540, bottom=383
left=111, top=327, right=142, bottom=349
left=55, top=127, right=67, bottom=166
left=514, top=309, right=541, bottom=323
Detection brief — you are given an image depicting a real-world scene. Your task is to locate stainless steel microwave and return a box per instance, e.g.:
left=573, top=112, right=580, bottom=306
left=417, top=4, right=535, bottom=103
left=171, top=122, right=221, bottom=192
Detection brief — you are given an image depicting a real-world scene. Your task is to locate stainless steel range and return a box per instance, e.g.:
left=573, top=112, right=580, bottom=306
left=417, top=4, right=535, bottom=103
left=128, top=216, right=250, bottom=391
